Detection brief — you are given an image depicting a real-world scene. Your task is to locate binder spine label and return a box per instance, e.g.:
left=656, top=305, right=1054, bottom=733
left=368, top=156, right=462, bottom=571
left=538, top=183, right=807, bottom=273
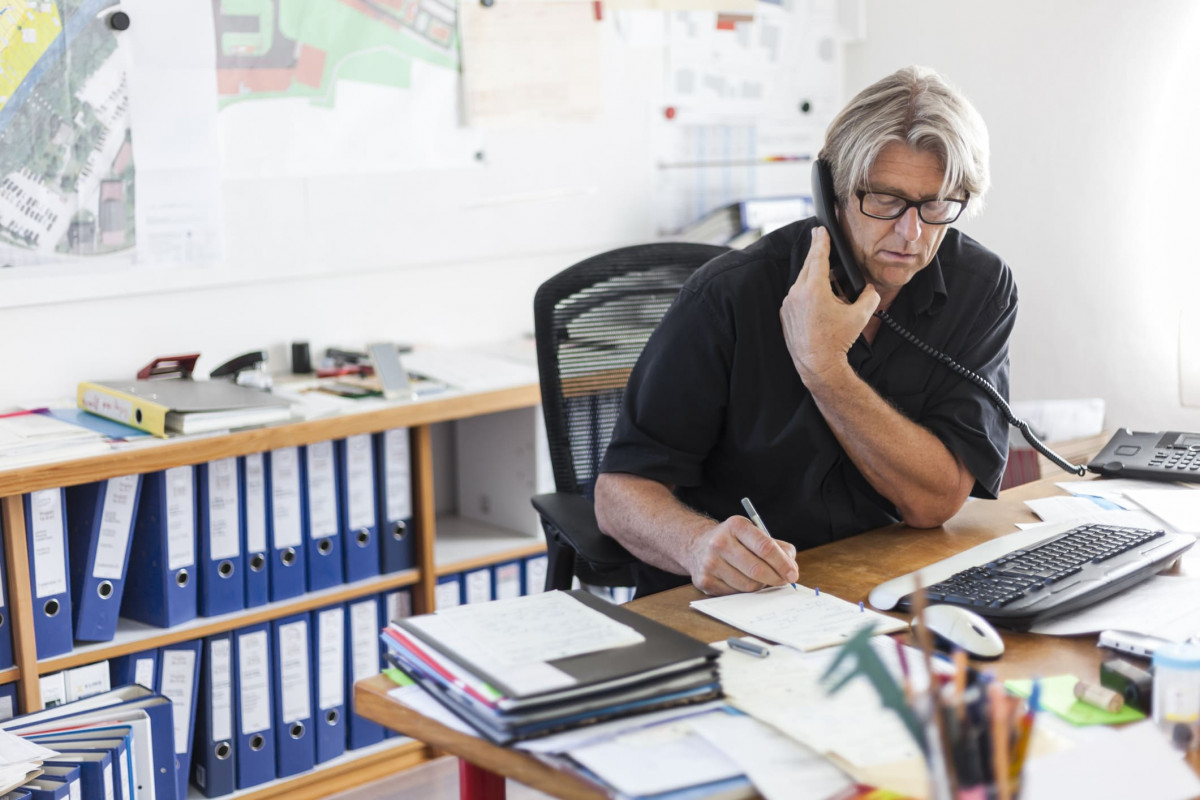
left=238, top=630, right=271, bottom=734
left=81, top=388, right=133, bottom=423
left=350, top=599, right=380, bottom=684
left=279, top=620, right=312, bottom=723
left=160, top=648, right=198, bottom=754
left=384, top=429, right=412, bottom=520
left=209, top=458, right=242, bottom=559
left=134, top=657, right=156, bottom=691
left=93, top=474, right=139, bottom=579
left=244, top=454, right=268, bottom=554
left=211, top=639, right=234, bottom=742
left=31, top=489, right=67, bottom=597
left=346, top=435, right=376, bottom=529
left=165, top=466, right=196, bottom=571
left=317, top=608, right=344, bottom=710
left=307, top=442, right=338, bottom=539
left=271, top=448, right=302, bottom=548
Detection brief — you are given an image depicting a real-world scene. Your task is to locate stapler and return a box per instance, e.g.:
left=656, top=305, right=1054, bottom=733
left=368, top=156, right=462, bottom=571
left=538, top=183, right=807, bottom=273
left=210, top=350, right=272, bottom=390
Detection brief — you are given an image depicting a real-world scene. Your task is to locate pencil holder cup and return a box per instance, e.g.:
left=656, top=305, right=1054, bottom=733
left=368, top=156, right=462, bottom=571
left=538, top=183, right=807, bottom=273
left=1153, top=642, right=1200, bottom=751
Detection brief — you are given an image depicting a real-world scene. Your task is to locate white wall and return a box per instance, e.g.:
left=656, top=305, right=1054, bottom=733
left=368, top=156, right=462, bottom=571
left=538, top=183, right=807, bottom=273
left=845, top=0, right=1200, bottom=432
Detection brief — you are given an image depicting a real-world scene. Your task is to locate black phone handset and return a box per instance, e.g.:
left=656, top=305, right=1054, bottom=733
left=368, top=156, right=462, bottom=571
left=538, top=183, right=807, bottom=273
left=811, top=158, right=866, bottom=302
left=808, top=159, right=1086, bottom=477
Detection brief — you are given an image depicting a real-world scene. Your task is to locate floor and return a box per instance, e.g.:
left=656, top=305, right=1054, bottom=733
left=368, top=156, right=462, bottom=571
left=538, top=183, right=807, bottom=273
left=326, top=756, right=556, bottom=800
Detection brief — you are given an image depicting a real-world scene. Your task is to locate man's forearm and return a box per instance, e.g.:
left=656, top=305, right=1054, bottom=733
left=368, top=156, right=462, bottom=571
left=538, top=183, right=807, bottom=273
left=593, top=473, right=713, bottom=576
left=806, top=363, right=974, bottom=527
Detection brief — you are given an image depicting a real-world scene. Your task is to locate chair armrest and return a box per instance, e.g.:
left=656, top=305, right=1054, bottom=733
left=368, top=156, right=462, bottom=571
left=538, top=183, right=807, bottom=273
left=530, top=492, right=635, bottom=569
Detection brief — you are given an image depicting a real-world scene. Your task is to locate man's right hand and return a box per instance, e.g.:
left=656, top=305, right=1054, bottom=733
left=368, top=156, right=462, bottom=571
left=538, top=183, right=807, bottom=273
left=687, top=516, right=799, bottom=596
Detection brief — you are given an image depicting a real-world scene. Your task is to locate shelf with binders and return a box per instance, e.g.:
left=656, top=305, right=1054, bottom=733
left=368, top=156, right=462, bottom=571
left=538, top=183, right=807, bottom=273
left=35, top=568, right=420, bottom=674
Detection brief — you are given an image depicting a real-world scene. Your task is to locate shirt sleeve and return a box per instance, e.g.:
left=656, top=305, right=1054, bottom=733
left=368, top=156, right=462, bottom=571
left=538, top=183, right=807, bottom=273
left=920, top=269, right=1018, bottom=500
left=600, top=285, right=733, bottom=488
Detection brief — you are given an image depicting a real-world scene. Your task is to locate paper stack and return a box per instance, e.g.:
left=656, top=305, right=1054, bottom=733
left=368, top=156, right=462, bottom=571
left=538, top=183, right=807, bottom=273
left=381, top=590, right=722, bottom=744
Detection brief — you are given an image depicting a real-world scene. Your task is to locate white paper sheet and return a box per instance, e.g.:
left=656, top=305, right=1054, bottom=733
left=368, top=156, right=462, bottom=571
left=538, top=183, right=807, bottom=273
left=1124, top=489, right=1200, bottom=534
left=691, top=585, right=906, bottom=652
left=1022, top=721, right=1200, bottom=800
left=1029, top=575, right=1200, bottom=639
left=1021, top=496, right=1167, bottom=530
left=688, top=712, right=854, bottom=800
left=410, top=591, right=644, bottom=670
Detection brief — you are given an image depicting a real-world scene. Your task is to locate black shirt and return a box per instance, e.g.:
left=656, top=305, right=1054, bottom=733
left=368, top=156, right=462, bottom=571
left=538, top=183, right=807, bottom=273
left=600, top=217, right=1017, bottom=596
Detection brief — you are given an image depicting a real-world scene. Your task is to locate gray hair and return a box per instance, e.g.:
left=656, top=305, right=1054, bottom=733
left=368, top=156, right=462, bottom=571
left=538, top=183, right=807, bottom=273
left=819, top=66, right=990, bottom=219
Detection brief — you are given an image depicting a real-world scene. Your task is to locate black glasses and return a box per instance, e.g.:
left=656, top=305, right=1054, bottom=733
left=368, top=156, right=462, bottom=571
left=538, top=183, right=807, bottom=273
left=855, top=190, right=969, bottom=225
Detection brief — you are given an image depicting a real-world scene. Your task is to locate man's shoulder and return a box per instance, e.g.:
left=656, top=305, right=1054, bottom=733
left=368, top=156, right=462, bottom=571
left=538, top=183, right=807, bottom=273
left=683, top=218, right=814, bottom=296
left=939, top=228, right=1016, bottom=305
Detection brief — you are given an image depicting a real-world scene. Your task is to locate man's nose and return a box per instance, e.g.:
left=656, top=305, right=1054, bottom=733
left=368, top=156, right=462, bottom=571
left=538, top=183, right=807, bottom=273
left=894, top=206, right=922, bottom=242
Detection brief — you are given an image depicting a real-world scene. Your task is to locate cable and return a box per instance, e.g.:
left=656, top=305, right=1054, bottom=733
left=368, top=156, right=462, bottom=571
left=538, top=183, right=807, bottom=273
left=874, top=308, right=1087, bottom=477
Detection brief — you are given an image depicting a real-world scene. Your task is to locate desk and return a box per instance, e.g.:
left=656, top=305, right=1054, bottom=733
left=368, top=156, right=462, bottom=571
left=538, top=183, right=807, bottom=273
left=355, top=441, right=1197, bottom=799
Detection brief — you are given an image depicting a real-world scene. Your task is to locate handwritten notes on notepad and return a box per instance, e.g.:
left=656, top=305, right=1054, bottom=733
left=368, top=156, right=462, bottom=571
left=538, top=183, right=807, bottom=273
left=690, top=585, right=906, bottom=652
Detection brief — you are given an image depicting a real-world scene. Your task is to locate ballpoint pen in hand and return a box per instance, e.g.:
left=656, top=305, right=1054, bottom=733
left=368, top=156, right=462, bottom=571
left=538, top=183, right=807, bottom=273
left=740, top=497, right=798, bottom=590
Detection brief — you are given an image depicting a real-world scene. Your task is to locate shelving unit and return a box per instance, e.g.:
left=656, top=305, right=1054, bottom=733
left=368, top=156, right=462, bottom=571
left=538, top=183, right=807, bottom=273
left=0, top=377, right=543, bottom=797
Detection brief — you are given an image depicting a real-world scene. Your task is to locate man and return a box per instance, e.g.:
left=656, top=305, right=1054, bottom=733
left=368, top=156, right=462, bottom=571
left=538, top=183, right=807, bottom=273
left=595, top=66, right=1014, bottom=597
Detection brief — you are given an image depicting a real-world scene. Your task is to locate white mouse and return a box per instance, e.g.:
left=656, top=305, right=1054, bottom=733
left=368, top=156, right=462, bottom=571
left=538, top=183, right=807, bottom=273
left=911, top=604, right=1005, bottom=660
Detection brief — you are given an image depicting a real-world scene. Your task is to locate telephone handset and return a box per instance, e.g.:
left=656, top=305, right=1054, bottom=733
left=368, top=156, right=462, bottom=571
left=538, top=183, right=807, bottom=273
left=807, top=157, right=1087, bottom=478
left=811, top=158, right=866, bottom=302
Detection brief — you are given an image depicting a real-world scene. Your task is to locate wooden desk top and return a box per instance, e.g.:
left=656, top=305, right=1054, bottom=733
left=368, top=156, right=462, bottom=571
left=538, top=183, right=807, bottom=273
left=356, top=434, right=1187, bottom=797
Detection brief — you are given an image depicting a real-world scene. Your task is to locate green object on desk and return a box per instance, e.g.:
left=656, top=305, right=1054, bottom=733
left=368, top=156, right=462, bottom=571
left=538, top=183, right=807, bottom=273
left=1005, top=675, right=1144, bottom=725
left=384, top=668, right=415, bottom=687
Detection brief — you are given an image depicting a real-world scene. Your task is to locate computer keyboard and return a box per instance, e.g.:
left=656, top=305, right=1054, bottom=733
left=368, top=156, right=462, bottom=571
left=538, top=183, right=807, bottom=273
left=875, top=523, right=1195, bottom=630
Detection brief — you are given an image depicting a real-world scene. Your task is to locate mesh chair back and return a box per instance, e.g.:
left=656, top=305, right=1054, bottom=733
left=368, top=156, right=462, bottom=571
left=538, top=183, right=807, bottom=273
left=534, top=243, right=731, bottom=499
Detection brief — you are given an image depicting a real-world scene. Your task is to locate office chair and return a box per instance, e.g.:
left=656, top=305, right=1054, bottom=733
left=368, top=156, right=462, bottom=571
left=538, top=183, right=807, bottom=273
left=531, top=242, right=732, bottom=592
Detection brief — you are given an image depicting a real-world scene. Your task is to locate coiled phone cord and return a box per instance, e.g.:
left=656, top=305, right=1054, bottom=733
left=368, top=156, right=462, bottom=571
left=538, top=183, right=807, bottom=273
left=874, top=308, right=1088, bottom=477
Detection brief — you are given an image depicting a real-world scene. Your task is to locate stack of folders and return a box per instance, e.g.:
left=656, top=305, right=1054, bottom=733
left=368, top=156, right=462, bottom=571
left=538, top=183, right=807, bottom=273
left=0, top=684, right=177, bottom=800
left=381, top=590, right=722, bottom=745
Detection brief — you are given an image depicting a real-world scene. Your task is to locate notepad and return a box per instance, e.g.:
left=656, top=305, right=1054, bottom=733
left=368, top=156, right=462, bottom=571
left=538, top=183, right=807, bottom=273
left=690, top=585, right=907, bottom=652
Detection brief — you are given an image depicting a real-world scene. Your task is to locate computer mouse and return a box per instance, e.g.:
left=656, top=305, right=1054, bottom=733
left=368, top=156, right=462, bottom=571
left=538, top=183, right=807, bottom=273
left=911, top=604, right=1005, bottom=660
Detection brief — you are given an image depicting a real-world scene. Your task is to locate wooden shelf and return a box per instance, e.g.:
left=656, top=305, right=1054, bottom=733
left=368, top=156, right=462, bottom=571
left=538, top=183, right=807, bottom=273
left=433, top=515, right=546, bottom=575
left=0, top=666, right=17, bottom=686
left=0, top=383, right=540, bottom=496
left=39, top=569, right=421, bottom=674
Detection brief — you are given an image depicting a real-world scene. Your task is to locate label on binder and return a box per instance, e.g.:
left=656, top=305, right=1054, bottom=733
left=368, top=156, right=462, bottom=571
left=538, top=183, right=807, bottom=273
left=278, top=620, right=311, bottom=724
left=350, top=600, right=380, bottom=683
left=135, top=658, right=156, bottom=691
left=317, top=609, right=344, bottom=711
left=81, top=389, right=133, bottom=422
left=208, top=458, right=241, bottom=559
left=166, top=466, right=196, bottom=571
left=271, top=448, right=302, bottom=548
left=211, top=639, right=233, bottom=742
left=239, top=630, right=271, bottom=734
left=30, top=488, right=67, bottom=597
left=161, top=649, right=198, bottom=754
left=345, top=434, right=375, bottom=529
left=384, top=429, right=412, bottom=520
left=93, top=474, right=139, bottom=579
left=244, top=453, right=267, bottom=554
left=307, top=441, right=338, bottom=539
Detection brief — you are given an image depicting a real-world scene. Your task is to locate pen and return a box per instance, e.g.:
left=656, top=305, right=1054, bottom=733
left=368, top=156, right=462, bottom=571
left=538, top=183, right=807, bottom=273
left=726, top=637, right=770, bottom=658
left=740, top=497, right=797, bottom=590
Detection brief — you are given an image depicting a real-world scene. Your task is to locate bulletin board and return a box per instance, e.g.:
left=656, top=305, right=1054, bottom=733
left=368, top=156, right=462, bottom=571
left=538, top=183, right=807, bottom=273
left=0, top=0, right=846, bottom=309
